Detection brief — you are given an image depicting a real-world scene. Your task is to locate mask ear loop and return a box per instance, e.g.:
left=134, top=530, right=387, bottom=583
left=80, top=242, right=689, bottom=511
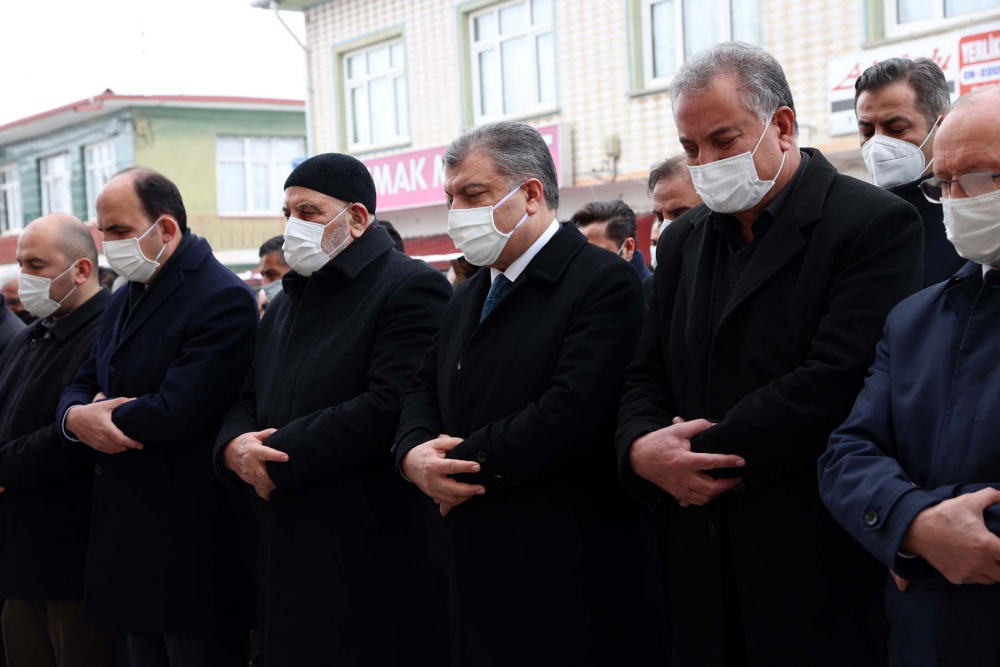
left=752, top=111, right=787, bottom=182
left=917, top=115, right=942, bottom=177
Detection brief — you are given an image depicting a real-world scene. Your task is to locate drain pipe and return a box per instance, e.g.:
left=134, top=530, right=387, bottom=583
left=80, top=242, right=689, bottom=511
left=271, top=1, right=313, bottom=156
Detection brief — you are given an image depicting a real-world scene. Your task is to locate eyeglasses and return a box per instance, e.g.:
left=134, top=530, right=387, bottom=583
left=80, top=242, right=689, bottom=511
left=920, top=171, right=1000, bottom=203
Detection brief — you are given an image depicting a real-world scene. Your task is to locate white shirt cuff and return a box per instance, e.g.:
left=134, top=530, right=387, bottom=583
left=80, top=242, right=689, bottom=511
left=61, top=406, right=81, bottom=442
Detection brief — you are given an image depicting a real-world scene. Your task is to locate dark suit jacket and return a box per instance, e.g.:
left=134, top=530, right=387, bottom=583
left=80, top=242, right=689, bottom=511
left=888, top=177, right=966, bottom=287
left=214, top=226, right=453, bottom=666
left=395, top=223, right=667, bottom=667
left=0, top=294, right=25, bottom=358
left=616, top=149, right=923, bottom=666
left=0, top=289, right=108, bottom=600
left=57, top=234, right=258, bottom=632
left=819, top=261, right=1000, bottom=666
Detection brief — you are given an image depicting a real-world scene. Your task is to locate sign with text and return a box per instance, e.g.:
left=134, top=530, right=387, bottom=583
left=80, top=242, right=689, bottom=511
left=959, top=28, right=1000, bottom=94
left=363, top=123, right=571, bottom=212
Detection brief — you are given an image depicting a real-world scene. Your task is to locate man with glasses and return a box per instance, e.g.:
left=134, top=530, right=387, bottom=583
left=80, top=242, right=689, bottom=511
left=819, top=87, right=1000, bottom=666
left=854, top=57, right=966, bottom=286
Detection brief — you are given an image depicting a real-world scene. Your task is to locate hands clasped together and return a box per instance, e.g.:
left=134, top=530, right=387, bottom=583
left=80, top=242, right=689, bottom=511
left=223, top=429, right=288, bottom=500
left=403, top=435, right=485, bottom=516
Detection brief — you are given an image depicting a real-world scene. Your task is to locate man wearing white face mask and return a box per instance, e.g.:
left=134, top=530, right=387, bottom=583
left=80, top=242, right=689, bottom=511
left=214, top=153, right=452, bottom=665
left=616, top=42, right=924, bottom=666
left=820, top=86, right=1000, bottom=667
left=395, top=122, right=665, bottom=665
left=856, top=57, right=966, bottom=286
left=0, top=214, right=120, bottom=667
left=57, top=168, right=259, bottom=667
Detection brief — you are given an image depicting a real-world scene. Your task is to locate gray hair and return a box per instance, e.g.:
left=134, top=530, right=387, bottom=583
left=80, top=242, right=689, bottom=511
left=443, top=121, right=559, bottom=210
left=669, top=41, right=799, bottom=136
left=647, top=154, right=689, bottom=196
left=854, top=57, right=950, bottom=130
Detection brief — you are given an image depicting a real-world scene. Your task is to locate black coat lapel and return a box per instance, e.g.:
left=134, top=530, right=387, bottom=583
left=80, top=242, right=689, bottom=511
left=682, top=218, right=716, bottom=387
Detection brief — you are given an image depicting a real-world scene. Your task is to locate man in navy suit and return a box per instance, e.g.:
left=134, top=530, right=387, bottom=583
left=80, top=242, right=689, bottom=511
left=57, top=168, right=258, bottom=667
left=819, top=87, right=1000, bottom=666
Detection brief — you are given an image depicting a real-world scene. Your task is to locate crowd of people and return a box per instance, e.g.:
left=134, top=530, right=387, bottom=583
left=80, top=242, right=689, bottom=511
left=0, top=40, right=998, bottom=667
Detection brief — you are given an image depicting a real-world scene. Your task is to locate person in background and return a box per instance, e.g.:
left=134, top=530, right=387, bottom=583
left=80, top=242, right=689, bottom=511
left=616, top=42, right=923, bottom=665
left=2, top=277, right=36, bottom=326
left=0, top=214, right=120, bottom=667
left=448, top=256, right=480, bottom=288
left=256, top=236, right=289, bottom=315
left=57, top=167, right=258, bottom=667
left=856, top=57, right=965, bottom=286
left=97, top=267, right=118, bottom=293
left=571, top=200, right=652, bottom=304
left=215, top=154, right=452, bottom=666
left=396, top=121, right=665, bottom=666
left=378, top=219, right=406, bottom=254
left=0, top=281, right=24, bottom=357
left=647, top=155, right=703, bottom=273
left=820, top=86, right=1000, bottom=667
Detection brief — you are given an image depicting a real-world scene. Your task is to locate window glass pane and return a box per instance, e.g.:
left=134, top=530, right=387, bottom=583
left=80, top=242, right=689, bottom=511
left=348, top=53, right=366, bottom=79
left=532, top=0, right=554, bottom=25
left=368, top=46, right=390, bottom=76
left=945, top=0, right=1000, bottom=15
left=369, top=77, right=394, bottom=144
left=730, top=0, right=760, bottom=44
left=537, top=33, right=556, bottom=104
left=475, top=12, right=497, bottom=41
left=682, top=0, right=721, bottom=61
left=500, top=2, right=528, bottom=35
left=501, top=35, right=531, bottom=114
left=219, top=162, right=246, bottom=212
left=479, top=48, right=501, bottom=116
left=651, top=0, right=677, bottom=79
left=249, top=138, right=271, bottom=158
left=395, top=76, right=409, bottom=137
left=391, top=42, right=405, bottom=68
left=252, top=164, right=270, bottom=210
left=217, top=136, right=244, bottom=158
left=897, top=0, right=933, bottom=22
left=272, top=137, right=304, bottom=160
left=0, top=192, right=9, bottom=233
left=352, top=86, right=369, bottom=145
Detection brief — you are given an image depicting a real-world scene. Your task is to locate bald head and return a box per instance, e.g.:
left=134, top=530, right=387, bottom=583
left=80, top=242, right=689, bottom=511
left=21, top=214, right=99, bottom=268
left=15, top=214, right=101, bottom=318
left=934, top=88, right=1000, bottom=184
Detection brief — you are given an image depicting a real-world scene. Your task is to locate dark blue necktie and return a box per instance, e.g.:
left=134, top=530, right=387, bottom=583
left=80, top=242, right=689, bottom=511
left=480, top=274, right=512, bottom=323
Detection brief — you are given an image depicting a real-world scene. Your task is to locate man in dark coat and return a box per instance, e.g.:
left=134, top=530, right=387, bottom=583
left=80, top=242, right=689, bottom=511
left=0, top=215, right=119, bottom=666
left=616, top=43, right=923, bottom=666
left=214, top=153, right=452, bottom=666
left=819, top=87, right=1000, bottom=667
left=396, top=121, right=665, bottom=666
left=855, top=57, right=966, bottom=286
left=57, top=168, right=258, bottom=666
left=0, top=291, right=24, bottom=356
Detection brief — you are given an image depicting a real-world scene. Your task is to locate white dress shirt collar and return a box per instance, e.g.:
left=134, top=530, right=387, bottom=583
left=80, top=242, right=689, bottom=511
left=490, top=218, right=560, bottom=284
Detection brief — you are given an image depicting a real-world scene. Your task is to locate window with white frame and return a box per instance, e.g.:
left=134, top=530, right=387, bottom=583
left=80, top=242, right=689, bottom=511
left=641, top=0, right=760, bottom=88
left=887, top=0, right=1000, bottom=36
left=470, top=0, right=557, bottom=124
left=0, top=163, right=22, bottom=234
left=344, top=39, right=409, bottom=151
left=216, top=136, right=306, bottom=215
left=84, top=140, right=116, bottom=221
left=41, top=153, right=72, bottom=216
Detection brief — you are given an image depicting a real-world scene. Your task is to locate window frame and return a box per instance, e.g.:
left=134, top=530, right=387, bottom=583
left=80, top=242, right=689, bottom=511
left=0, top=162, right=23, bottom=235
left=342, top=37, right=411, bottom=153
left=884, top=0, right=1000, bottom=39
left=215, top=135, right=307, bottom=217
left=40, top=152, right=72, bottom=217
left=84, top=139, right=116, bottom=222
left=468, top=0, right=558, bottom=125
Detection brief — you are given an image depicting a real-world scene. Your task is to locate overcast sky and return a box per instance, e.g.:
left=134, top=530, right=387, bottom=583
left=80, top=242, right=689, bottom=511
left=0, top=0, right=307, bottom=126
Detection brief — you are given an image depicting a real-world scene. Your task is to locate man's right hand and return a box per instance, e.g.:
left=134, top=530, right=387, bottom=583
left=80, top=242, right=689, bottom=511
left=901, top=487, right=1000, bottom=585
left=401, top=435, right=485, bottom=516
left=223, top=429, right=287, bottom=501
left=65, top=398, right=143, bottom=454
left=629, top=418, right=745, bottom=506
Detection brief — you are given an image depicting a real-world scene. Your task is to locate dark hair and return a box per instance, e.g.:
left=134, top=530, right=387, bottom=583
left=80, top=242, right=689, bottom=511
left=378, top=219, right=406, bottom=254
left=115, top=167, right=188, bottom=232
left=854, top=57, right=950, bottom=130
left=647, top=155, right=689, bottom=196
left=259, top=235, right=287, bottom=264
left=570, top=200, right=637, bottom=246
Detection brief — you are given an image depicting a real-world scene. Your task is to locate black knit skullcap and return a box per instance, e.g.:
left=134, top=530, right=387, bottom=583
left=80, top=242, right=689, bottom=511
left=284, top=153, right=377, bottom=215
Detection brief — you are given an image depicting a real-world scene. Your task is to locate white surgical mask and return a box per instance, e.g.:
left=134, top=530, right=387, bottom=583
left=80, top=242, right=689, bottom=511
left=862, top=117, right=939, bottom=189
left=261, top=280, right=283, bottom=302
left=103, top=221, right=167, bottom=284
left=941, top=189, right=1000, bottom=266
left=650, top=246, right=658, bottom=271
left=447, top=182, right=529, bottom=267
left=283, top=206, right=352, bottom=277
left=687, top=115, right=786, bottom=214
left=19, top=261, right=80, bottom=319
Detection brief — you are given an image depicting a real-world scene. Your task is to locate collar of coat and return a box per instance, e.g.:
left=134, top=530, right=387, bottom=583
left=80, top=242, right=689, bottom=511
left=284, top=223, right=395, bottom=290
left=503, top=221, right=584, bottom=285
left=48, top=287, right=111, bottom=342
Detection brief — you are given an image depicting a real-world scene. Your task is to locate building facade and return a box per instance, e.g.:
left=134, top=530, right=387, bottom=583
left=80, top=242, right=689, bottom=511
left=0, top=91, right=306, bottom=274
